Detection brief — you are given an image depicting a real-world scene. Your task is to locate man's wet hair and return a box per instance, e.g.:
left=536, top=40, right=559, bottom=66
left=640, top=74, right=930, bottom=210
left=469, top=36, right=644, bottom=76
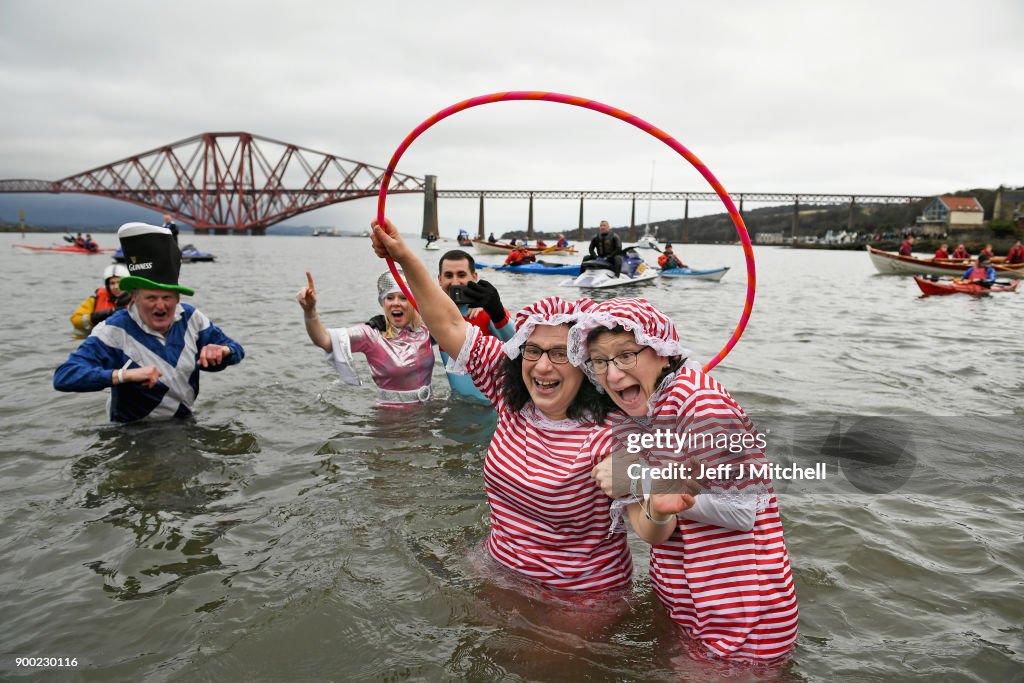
left=439, top=249, right=476, bottom=274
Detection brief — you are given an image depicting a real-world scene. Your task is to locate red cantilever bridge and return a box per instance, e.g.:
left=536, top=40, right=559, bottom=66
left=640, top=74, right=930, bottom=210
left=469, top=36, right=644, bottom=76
left=0, top=131, right=927, bottom=237
left=0, top=132, right=427, bottom=235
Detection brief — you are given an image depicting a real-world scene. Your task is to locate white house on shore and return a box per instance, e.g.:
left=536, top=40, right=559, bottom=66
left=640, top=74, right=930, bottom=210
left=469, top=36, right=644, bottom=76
left=916, top=195, right=984, bottom=233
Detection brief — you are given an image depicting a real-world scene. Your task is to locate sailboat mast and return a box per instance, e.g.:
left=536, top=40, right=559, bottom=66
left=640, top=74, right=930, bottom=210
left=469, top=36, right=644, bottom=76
left=645, top=160, right=655, bottom=236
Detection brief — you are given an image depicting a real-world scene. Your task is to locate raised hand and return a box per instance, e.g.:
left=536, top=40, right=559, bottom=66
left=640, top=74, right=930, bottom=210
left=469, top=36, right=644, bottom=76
left=370, top=218, right=413, bottom=263
left=296, top=271, right=318, bottom=313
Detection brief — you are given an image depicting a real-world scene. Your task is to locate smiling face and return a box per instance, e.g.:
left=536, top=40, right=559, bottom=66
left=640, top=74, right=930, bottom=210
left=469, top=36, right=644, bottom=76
left=438, top=257, right=478, bottom=295
left=521, top=324, right=584, bottom=421
left=381, top=292, right=415, bottom=328
left=588, top=330, right=669, bottom=417
left=133, top=289, right=180, bottom=334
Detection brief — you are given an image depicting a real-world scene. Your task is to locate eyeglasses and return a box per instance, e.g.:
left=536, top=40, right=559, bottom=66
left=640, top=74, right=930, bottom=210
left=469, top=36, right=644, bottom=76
left=520, top=344, right=570, bottom=364
left=586, top=348, right=647, bottom=374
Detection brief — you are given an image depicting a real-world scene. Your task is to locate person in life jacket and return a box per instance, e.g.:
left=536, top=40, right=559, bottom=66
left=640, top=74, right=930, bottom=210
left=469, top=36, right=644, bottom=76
left=1007, top=240, right=1024, bottom=264
left=898, top=236, right=914, bottom=256
left=934, top=243, right=949, bottom=260
left=980, top=243, right=995, bottom=258
left=556, top=234, right=569, bottom=248
left=962, top=253, right=996, bottom=287
left=951, top=243, right=970, bottom=259
left=657, top=244, right=685, bottom=270
left=504, top=245, right=536, bottom=266
left=70, top=264, right=131, bottom=332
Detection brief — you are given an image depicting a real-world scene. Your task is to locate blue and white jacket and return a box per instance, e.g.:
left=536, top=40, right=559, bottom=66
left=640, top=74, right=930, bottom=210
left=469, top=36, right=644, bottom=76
left=53, top=303, right=244, bottom=422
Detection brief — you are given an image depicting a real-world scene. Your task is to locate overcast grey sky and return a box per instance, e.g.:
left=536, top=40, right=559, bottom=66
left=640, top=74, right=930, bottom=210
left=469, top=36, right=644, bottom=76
left=1, top=0, right=1021, bottom=233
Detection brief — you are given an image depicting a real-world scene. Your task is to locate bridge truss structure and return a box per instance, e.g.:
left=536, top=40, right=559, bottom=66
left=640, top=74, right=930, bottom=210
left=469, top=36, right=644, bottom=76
left=0, top=133, right=425, bottom=234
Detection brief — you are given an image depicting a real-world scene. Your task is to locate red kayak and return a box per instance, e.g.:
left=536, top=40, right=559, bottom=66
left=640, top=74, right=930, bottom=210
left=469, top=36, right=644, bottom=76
left=13, top=244, right=114, bottom=254
left=913, top=276, right=1021, bottom=296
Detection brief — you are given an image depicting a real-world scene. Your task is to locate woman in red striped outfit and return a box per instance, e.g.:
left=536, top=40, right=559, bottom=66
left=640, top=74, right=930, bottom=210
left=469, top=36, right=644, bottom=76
left=370, top=219, right=632, bottom=596
left=572, top=298, right=799, bottom=661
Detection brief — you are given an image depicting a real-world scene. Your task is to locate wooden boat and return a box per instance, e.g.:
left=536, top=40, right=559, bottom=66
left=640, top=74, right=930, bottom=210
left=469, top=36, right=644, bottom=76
left=913, top=276, right=1021, bottom=296
left=471, top=239, right=577, bottom=256
left=866, top=246, right=1024, bottom=279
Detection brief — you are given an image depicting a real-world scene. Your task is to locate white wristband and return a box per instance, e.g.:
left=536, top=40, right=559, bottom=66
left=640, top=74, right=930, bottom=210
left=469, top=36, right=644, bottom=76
left=117, top=368, right=126, bottom=385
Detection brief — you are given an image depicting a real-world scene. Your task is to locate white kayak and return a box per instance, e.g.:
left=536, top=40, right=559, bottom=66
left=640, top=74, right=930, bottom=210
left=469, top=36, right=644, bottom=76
left=658, top=266, right=730, bottom=282
left=424, top=242, right=441, bottom=250
left=567, top=267, right=660, bottom=289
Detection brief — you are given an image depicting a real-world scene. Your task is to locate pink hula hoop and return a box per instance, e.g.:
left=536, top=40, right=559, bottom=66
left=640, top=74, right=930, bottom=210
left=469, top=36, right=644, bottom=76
left=375, top=91, right=755, bottom=373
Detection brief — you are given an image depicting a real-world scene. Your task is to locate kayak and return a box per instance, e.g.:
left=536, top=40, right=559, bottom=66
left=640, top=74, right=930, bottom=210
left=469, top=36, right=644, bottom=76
left=479, top=262, right=582, bottom=276
left=114, top=244, right=216, bottom=263
left=913, top=276, right=1021, bottom=296
left=659, top=266, right=730, bottom=282
left=14, top=244, right=113, bottom=254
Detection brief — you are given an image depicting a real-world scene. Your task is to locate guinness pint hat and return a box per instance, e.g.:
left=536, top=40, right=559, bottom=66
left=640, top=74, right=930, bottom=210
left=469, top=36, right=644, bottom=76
left=117, top=222, right=194, bottom=296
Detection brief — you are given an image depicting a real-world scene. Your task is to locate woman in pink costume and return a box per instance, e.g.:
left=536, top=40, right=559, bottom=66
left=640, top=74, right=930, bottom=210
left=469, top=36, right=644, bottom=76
left=573, top=298, right=798, bottom=661
left=297, top=270, right=434, bottom=406
left=370, top=219, right=632, bottom=595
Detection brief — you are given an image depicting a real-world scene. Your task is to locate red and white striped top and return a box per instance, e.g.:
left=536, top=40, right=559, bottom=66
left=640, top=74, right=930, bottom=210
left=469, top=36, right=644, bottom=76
left=462, top=327, right=632, bottom=592
left=591, top=367, right=799, bottom=660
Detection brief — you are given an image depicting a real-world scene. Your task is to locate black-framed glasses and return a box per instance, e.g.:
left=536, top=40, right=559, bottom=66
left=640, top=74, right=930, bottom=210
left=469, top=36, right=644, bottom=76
left=586, top=348, right=647, bottom=374
left=520, top=344, right=570, bottom=364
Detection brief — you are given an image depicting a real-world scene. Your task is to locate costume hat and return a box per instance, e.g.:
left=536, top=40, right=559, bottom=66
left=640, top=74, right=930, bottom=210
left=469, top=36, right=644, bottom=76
left=117, top=222, right=194, bottom=295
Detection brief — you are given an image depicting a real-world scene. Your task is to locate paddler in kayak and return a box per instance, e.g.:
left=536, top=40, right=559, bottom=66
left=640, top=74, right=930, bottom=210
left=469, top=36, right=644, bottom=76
left=70, top=264, right=131, bottom=332
left=297, top=269, right=434, bottom=406
left=961, top=253, right=996, bottom=288
left=657, top=244, right=685, bottom=270
left=1007, top=240, right=1024, bottom=264
left=504, top=244, right=536, bottom=266
left=951, top=243, right=970, bottom=259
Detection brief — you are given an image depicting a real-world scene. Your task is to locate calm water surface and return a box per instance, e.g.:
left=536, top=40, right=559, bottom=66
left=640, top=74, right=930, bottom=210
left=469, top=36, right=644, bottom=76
left=1, top=232, right=1021, bottom=682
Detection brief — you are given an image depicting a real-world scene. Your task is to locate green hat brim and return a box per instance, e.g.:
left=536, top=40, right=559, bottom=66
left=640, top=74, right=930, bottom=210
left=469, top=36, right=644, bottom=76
left=119, top=275, right=194, bottom=296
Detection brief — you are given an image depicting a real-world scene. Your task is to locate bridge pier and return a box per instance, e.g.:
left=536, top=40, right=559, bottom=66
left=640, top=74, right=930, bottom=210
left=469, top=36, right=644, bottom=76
left=848, top=197, right=857, bottom=231
left=477, top=194, right=485, bottom=239
left=629, top=196, right=637, bottom=241
left=792, top=197, right=800, bottom=240
left=577, top=197, right=584, bottom=241
left=421, top=175, right=438, bottom=239
left=683, top=199, right=689, bottom=243
left=527, top=193, right=534, bottom=240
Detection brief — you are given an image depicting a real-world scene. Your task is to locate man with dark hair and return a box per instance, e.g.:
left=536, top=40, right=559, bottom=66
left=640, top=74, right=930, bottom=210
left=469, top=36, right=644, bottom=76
left=436, top=249, right=515, bottom=404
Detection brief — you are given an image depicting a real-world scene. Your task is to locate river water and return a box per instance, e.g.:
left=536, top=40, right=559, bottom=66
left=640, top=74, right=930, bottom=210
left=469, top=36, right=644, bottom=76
left=1, top=232, right=1021, bottom=682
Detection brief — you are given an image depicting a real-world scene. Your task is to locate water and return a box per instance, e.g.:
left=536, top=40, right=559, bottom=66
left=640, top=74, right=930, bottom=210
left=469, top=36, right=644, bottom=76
left=1, top=233, right=1022, bottom=681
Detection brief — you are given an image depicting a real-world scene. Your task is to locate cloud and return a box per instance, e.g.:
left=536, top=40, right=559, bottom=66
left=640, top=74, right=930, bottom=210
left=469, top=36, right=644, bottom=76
left=1, top=0, right=1021, bottom=231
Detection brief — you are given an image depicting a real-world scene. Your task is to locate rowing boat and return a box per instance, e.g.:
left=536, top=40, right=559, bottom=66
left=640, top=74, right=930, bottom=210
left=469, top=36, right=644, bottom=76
left=867, top=246, right=1024, bottom=279
left=14, top=244, right=113, bottom=254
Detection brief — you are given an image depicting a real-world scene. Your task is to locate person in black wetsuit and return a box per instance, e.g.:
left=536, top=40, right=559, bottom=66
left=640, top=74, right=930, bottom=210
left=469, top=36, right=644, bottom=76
left=584, top=220, right=623, bottom=277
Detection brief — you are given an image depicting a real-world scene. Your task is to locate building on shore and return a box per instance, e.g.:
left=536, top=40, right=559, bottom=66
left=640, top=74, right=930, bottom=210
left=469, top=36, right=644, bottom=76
left=915, top=195, right=984, bottom=234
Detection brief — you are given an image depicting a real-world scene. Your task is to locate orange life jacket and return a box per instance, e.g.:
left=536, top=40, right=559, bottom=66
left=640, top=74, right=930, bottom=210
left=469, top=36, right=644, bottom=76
left=94, top=287, right=116, bottom=312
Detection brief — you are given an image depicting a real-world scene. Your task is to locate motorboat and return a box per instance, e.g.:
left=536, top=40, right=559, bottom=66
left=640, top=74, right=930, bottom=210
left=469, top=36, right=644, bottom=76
left=568, top=251, right=659, bottom=288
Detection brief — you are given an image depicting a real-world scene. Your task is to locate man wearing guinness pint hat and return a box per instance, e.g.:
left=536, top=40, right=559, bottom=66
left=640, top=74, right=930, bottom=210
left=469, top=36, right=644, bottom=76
left=54, top=223, right=244, bottom=422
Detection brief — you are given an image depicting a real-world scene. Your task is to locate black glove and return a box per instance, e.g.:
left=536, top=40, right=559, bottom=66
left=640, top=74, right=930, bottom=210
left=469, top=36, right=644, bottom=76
left=89, top=308, right=114, bottom=326
left=365, top=314, right=387, bottom=332
left=114, top=291, right=132, bottom=309
left=463, top=280, right=506, bottom=323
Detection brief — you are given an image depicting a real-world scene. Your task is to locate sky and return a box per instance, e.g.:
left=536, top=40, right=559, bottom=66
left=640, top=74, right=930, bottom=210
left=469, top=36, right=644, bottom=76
left=0, top=0, right=1021, bottom=235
